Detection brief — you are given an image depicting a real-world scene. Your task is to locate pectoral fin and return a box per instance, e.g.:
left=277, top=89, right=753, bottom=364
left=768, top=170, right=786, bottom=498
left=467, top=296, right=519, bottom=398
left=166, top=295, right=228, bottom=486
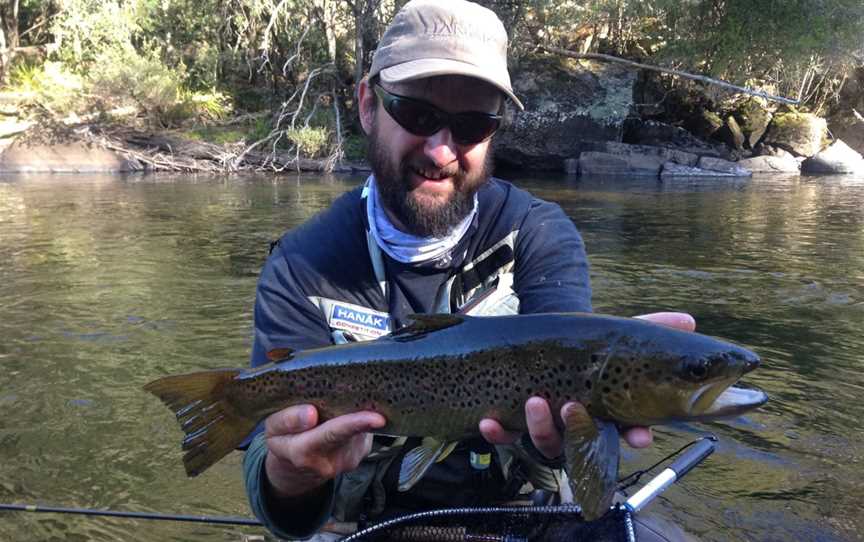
left=562, top=405, right=620, bottom=520
left=398, top=438, right=458, bottom=491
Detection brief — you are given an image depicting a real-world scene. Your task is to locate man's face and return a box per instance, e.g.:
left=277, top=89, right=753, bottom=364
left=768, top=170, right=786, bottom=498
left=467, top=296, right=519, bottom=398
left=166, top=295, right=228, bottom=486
left=362, top=75, right=502, bottom=237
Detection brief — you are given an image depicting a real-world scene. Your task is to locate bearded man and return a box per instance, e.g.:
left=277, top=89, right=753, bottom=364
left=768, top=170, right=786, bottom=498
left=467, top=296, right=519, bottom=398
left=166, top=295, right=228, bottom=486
left=243, top=1, right=695, bottom=539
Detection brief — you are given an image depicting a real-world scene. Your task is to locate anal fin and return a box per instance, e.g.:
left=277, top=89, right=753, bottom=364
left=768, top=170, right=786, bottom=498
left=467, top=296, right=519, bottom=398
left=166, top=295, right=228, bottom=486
left=398, top=437, right=457, bottom=491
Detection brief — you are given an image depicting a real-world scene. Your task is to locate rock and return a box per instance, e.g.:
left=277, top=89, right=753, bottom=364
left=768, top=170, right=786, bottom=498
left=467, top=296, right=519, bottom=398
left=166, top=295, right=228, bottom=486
left=578, top=151, right=662, bottom=176
left=594, top=141, right=699, bottom=167
left=753, top=143, right=796, bottom=159
left=623, top=119, right=729, bottom=159
left=801, top=139, right=864, bottom=174
left=715, top=115, right=746, bottom=151
left=661, top=161, right=748, bottom=178
left=733, top=98, right=773, bottom=149
left=0, top=140, right=139, bottom=173
left=763, top=112, right=827, bottom=157
left=494, top=56, right=637, bottom=171
left=697, top=156, right=752, bottom=176
left=826, top=110, right=864, bottom=157
left=690, top=109, right=724, bottom=140
left=738, top=155, right=800, bottom=173
left=564, top=158, right=579, bottom=174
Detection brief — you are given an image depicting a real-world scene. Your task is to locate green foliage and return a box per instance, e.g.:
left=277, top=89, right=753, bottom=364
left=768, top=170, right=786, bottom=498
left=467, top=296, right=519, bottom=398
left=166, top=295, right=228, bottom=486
left=285, top=127, right=330, bottom=157
left=342, top=133, right=368, bottom=161
left=9, top=61, right=88, bottom=114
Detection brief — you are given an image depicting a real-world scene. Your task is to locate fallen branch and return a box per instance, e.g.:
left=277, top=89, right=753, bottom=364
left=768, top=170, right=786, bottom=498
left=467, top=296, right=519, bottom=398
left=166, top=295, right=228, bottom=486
left=541, top=46, right=800, bottom=105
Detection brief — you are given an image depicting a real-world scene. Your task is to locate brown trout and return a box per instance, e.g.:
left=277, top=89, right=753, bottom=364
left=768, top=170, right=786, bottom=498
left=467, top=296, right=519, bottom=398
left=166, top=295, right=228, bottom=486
left=144, top=312, right=767, bottom=519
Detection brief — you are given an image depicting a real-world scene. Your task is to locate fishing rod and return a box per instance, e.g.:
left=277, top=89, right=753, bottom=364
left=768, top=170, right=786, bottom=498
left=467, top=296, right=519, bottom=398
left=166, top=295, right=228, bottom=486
left=0, top=503, right=263, bottom=526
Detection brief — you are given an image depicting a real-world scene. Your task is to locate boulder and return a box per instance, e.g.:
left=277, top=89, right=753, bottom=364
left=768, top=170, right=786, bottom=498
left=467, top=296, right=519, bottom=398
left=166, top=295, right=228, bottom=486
left=733, top=99, right=773, bottom=149
left=576, top=141, right=707, bottom=177
left=0, top=140, right=141, bottom=173
left=697, top=156, right=752, bottom=176
left=738, top=155, right=800, bottom=174
left=801, top=139, right=864, bottom=174
left=715, top=115, right=746, bottom=151
left=763, top=112, right=827, bottom=157
left=578, top=151, right=662, bottom=176
left=661, top=161, right=749, bottom=178
left=826, top=110, right=864, bottom=157
left=494, top=56, right=637, bottom=171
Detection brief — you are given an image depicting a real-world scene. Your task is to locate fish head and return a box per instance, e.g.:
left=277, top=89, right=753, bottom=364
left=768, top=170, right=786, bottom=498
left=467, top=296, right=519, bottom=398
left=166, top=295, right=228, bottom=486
left=595, top=327, right=767, bottom=425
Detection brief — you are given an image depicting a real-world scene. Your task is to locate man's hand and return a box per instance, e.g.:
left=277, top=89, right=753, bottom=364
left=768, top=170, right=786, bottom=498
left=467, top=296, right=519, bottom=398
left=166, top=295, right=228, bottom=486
left=263, top=405, right=386, bottom=498
left=479, top=312, right=697, bottom=459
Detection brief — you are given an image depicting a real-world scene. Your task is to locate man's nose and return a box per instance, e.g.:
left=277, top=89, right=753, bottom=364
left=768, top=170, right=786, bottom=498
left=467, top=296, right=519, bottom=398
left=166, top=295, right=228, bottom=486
left=422, top=128, right=458, bottom=167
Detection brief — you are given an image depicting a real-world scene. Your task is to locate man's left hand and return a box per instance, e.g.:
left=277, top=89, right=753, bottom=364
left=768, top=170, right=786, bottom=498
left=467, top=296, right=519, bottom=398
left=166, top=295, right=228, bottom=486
left=479, top=312, right=696, bottom=459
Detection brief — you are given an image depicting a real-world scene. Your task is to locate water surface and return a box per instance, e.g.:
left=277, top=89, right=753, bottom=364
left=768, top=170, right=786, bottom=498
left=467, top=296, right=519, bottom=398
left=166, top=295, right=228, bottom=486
left=1, top=172, right=862, bottom=541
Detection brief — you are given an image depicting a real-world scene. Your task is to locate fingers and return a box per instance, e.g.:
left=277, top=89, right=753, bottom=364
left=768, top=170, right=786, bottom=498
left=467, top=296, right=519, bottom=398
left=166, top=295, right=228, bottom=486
left=635, top=312, right=696, bottom=332
left=526, top=397, right=563, bottom=459
left=479, top=418, right=520, bottom=444
left=622, top=426, right=653, bottom=448
left=265, top=404, right=318, bottom=437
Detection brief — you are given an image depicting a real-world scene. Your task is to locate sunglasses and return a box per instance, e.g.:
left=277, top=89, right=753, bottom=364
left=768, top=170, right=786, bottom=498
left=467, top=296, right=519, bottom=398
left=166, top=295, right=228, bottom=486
left=374, top=84, right=502, bottom=145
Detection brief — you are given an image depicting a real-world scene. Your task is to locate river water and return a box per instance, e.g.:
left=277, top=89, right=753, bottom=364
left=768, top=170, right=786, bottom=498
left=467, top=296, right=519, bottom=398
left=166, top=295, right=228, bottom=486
left=0, top=172, right=861, bottom=541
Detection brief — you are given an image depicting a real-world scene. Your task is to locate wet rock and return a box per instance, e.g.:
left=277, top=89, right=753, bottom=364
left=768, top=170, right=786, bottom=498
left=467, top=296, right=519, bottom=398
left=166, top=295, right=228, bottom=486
left=494, top=56, right=636, bottom=171
left=661, top=161, right=748, bottom=178
left=738, top=155, right=801, bottom=174
left=697, top=156, right=752, bottom=176
left=763, top=112, right=827, bottom=157
left=801, top=139, right=864, bottom=174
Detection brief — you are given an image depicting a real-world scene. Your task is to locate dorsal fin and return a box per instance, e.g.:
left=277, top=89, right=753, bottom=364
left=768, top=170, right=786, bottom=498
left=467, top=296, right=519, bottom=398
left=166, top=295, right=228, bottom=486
left=391, top=314, right=465, bottom=341
left=266, top=347, right=295, bottom=362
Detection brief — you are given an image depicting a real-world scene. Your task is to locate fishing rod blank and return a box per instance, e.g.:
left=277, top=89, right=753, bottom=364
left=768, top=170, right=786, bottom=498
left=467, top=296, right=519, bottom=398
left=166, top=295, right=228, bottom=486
left=0, top=503, right=263, bottom=526
left=623, top=436, right=717, bottom=514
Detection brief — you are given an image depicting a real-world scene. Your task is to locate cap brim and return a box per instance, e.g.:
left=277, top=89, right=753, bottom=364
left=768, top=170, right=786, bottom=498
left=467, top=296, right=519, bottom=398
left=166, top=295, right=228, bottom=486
left=380, top=58, right=524, bottom=111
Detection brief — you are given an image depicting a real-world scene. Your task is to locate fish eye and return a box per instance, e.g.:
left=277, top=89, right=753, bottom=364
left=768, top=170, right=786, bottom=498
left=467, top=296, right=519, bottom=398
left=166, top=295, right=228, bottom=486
left=684, top=359, right=710, bottom=381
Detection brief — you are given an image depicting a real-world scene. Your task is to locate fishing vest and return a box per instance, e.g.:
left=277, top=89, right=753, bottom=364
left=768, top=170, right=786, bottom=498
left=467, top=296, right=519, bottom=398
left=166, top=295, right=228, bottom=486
left=308, top=180, right=521, bottom=345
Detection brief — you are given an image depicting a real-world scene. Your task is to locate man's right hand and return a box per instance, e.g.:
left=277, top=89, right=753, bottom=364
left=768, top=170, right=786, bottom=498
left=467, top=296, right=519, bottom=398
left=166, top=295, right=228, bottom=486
left=263, top=405, right=387, bottom=498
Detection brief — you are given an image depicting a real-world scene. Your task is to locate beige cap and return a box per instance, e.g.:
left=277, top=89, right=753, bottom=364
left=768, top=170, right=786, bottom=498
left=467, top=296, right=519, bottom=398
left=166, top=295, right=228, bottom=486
left=368, top=0, right=524, bottom=110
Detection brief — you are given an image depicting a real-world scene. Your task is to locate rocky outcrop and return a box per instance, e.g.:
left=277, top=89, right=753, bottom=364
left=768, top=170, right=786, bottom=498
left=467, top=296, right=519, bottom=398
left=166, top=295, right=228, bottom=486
left=801, top=139, right=864, bottom=174
left=0, top=140, right=141, bottom=173
left=624, top=120, right=730, bottom=159
left=577, top=141, right=700, bottom=176
left=763, top=112, right=827, bottom=157
left=494, top=56, right=636, bottom=171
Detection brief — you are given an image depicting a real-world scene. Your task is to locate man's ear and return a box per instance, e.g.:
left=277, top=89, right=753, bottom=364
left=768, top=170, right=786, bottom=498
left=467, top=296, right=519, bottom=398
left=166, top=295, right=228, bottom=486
left=358, top=77, right=376, bottom=135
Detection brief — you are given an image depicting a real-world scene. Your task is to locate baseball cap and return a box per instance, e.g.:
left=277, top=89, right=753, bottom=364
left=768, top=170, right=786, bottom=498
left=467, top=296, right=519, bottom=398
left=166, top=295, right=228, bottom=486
left=368, top=0, right=524, bottom=110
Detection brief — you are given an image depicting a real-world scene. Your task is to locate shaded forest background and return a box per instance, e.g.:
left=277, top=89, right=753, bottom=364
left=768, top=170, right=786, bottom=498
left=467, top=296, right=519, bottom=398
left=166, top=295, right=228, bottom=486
left=1, top=0, right=862, bottom=164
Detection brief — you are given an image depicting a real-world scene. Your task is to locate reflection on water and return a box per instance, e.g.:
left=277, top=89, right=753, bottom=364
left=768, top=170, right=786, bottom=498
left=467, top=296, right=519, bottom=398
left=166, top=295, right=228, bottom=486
left=1, top=172, right=863, bottom=541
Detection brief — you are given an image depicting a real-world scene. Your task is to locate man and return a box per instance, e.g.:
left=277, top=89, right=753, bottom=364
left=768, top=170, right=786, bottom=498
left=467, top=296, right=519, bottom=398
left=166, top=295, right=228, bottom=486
left=243, top=0, right=695, bottom=539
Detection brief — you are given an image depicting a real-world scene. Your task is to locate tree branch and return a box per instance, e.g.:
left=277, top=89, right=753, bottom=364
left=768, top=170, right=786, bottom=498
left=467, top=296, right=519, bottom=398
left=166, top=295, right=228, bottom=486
left=541, top=46, right=801, bottom=105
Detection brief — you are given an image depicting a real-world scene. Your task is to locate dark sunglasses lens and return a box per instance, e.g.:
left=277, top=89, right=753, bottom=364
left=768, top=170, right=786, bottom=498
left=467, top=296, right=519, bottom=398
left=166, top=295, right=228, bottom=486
left=388, top=98, right=443, bottom=136
left=451, top=114, right=500, bottom=144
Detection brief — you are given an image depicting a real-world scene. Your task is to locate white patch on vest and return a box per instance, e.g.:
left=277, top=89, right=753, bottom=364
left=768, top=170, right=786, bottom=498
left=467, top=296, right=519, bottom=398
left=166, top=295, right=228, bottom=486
left=308, top=296, right=392, bottom=340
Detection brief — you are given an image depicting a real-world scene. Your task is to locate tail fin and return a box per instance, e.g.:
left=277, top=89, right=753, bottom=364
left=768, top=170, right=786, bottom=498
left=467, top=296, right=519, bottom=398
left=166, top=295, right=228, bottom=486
left=144, top=369, right=257, bottom=477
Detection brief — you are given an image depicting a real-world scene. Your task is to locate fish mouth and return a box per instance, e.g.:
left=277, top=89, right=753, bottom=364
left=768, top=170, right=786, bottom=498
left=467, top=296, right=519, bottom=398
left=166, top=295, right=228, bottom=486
left=691, top=384, right=768, bottom=419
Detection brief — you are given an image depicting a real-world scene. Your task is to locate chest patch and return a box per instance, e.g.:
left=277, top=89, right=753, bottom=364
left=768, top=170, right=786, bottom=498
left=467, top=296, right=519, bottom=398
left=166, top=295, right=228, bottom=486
left=330, top=302, right=390, bottom=337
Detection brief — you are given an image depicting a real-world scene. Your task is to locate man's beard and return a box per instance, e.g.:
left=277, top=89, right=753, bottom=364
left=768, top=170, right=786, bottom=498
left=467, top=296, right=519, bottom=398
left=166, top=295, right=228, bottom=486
left=367, top=123, right=493, bottom=238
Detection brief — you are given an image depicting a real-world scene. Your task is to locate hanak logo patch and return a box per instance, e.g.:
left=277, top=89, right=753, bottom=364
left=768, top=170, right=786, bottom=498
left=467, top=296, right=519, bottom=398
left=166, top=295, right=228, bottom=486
left=329, top=303, right=390, bottom=338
